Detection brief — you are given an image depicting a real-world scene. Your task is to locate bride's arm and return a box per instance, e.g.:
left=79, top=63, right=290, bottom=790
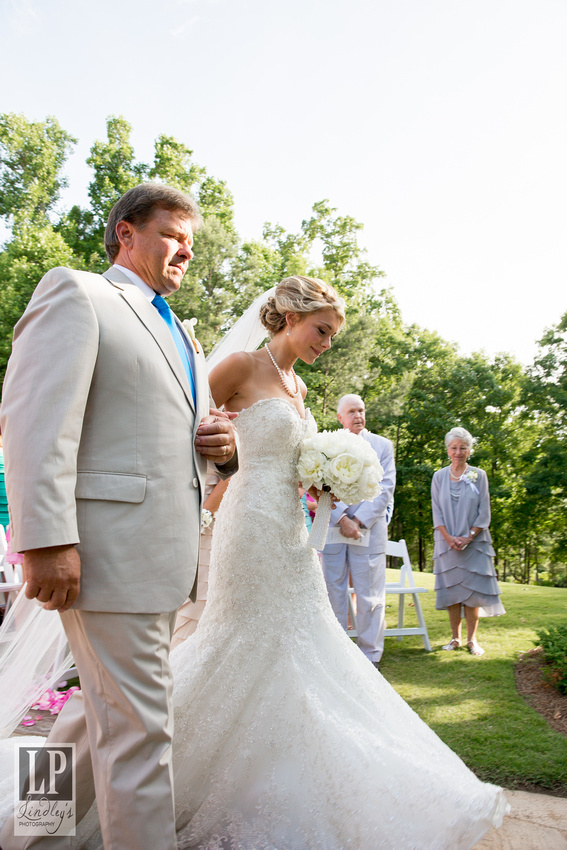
left=208, top=352, right=254, bottom=409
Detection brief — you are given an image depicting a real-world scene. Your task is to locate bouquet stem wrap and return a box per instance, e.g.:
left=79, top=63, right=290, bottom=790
left=308, top=490, right=332, bottom=551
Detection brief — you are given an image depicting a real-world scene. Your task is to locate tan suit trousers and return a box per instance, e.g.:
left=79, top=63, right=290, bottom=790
left=1, top=609, right=178, bottom=850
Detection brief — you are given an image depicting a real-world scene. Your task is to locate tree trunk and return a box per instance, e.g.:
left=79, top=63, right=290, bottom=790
left=321, top=366, right=329, bottom=417
left=524, top=545, right=530, bottom=586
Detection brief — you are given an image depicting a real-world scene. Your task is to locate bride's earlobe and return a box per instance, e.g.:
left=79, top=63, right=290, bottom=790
left=285, top=311, right=300, bottom=336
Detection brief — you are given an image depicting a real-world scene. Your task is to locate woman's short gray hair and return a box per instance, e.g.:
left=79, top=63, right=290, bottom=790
left=444, top=427, right=474, bottom=451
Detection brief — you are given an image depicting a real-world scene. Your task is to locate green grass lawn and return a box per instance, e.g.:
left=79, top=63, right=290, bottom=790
left=379, top=570, right=567, bottom=793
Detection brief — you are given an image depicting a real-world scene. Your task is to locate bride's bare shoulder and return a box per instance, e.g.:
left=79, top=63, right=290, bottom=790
left=209, top=350, right=259, bottom=378
left=209, top=350, right=265, bottom=408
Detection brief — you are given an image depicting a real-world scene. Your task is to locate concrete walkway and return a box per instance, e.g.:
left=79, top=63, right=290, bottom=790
left=475, top=789, right=567, bottom=849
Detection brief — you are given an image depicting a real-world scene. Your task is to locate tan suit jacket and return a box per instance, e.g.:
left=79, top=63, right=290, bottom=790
left=1, top=266, right=215, bottom=613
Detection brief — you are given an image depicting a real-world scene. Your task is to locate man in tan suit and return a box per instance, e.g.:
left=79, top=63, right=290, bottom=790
left=0, top=183, right=237, bottom=849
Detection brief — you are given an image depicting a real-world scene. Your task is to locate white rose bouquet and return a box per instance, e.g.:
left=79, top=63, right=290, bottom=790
left=298, top=429, right=384, bottom=550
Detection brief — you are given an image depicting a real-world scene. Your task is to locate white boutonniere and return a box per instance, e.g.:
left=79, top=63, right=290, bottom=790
left=182, top=318, right=201, bottom=354
left=201, top=508, right=213, bottom=529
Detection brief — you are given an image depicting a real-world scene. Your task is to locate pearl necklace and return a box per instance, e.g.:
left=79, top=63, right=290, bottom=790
left=265, top=343, right=300, bottom=398
left=450, top=464, right=468, bottom=480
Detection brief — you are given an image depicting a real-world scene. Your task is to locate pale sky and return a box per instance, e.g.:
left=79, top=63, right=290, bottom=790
left=1, top=0, right=566, bottom=364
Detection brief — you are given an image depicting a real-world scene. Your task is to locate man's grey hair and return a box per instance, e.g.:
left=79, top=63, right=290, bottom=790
left=337, top=394, right=365, bottom=415
left=104, top=182, right=203, bottom=263
left=444, top=426, right=474, bottom=451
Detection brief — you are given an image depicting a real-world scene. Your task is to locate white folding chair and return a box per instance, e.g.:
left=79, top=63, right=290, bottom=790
left=0, top=525, right=23, bottom=615
left=347, top=538, right=431, bottom=651
left=384, top=539, right=431, bottom=651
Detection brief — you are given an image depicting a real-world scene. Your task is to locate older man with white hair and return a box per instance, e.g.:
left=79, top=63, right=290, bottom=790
left=322, top=394, right=396, bottom=669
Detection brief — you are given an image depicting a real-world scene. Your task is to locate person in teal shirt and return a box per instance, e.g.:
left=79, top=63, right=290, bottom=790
left=0, top=433, right=8, bottom=529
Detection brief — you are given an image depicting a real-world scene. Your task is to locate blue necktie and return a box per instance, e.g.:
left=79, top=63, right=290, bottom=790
left=151, top=294, right=196, bottom=405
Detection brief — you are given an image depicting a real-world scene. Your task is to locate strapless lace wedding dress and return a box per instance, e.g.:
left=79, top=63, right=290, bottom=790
left=0, top=398, right=508, bottom=848
left=169, top=398, right=507, bottom=848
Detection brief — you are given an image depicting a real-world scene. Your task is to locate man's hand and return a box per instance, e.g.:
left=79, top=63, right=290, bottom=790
left=24, top=545, right=81, bottom=611
left=195, top=408, right=237, bottom=465
left=338, top=515, right=362, bottom=540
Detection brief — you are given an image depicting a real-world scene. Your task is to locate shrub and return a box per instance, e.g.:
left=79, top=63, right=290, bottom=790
left=536, top=623, right=567, bottom=694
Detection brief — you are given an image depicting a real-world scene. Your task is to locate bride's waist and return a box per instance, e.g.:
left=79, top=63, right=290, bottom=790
left=215, top=493, right=304, bottom=536
left=231, top=470, right=298, bottom=490
left=220, top=497, right=301, bottom=521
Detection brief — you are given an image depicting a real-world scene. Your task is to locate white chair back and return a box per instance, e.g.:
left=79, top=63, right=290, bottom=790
left=384, top=538, right=431, bottom=650
left=348, top=538, right=431, bottom=651
left=0, top=525, right=24, bottom=615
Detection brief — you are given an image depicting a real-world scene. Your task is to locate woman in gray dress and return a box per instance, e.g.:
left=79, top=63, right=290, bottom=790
left=431, top=426, right=505, bottom=656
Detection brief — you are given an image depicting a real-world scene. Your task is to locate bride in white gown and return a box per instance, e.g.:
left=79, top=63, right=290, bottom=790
left=171, top=275, right=507, bottom=848
left=0, top=275, right=508, bottom=848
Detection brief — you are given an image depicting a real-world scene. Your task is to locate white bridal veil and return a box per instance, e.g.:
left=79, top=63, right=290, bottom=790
left=0, top=593, right=74, bottom=737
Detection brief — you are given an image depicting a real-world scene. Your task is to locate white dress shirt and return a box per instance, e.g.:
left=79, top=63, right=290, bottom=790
left=113, top=264, right=156, bottom=300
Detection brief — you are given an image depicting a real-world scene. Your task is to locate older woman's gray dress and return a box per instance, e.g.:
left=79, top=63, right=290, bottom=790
left=431, top=466, right=505, bottom=616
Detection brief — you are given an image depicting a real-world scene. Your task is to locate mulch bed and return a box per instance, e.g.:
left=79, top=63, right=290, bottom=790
left=515, top=647, right=567, bottom=737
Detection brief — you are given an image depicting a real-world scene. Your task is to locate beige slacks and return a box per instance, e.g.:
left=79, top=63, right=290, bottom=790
left=1, top=608, right=178, bottom=850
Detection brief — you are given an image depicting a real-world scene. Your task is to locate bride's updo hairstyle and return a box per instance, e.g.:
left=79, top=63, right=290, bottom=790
left=259, top=276, right=346, bottom=337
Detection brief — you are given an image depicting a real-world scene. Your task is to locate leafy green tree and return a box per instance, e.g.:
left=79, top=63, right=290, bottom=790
left=169, top=218, right=239, bottom=354
left=0, top=113, right=78, bottom=381
left=0, top=224, right=77, bottom=380
left=157, top=149, right=239, bottom=351
left=58, top=116, right=147, bottom=270
left=360, top=325, right=531, bottom=574
left=0, top=113, right=76, bottom=228
left=301, top=200, right=379, bottom=301
left=197, top=176, right=236, bottom=234
left=227, top=240, right=288, bottom=318
left=148, top=135, right=205, bottom=194
left=263, top=199, right=391, bottom=422
left=261, top=222, right=309, bottom=279
left=0, top=111, right=563, bottom=586
left=87, top=115, right=148, bottom=227
left=520, top=313, right=567, bottom=583
left=376, top=328, right=461, bottom=569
